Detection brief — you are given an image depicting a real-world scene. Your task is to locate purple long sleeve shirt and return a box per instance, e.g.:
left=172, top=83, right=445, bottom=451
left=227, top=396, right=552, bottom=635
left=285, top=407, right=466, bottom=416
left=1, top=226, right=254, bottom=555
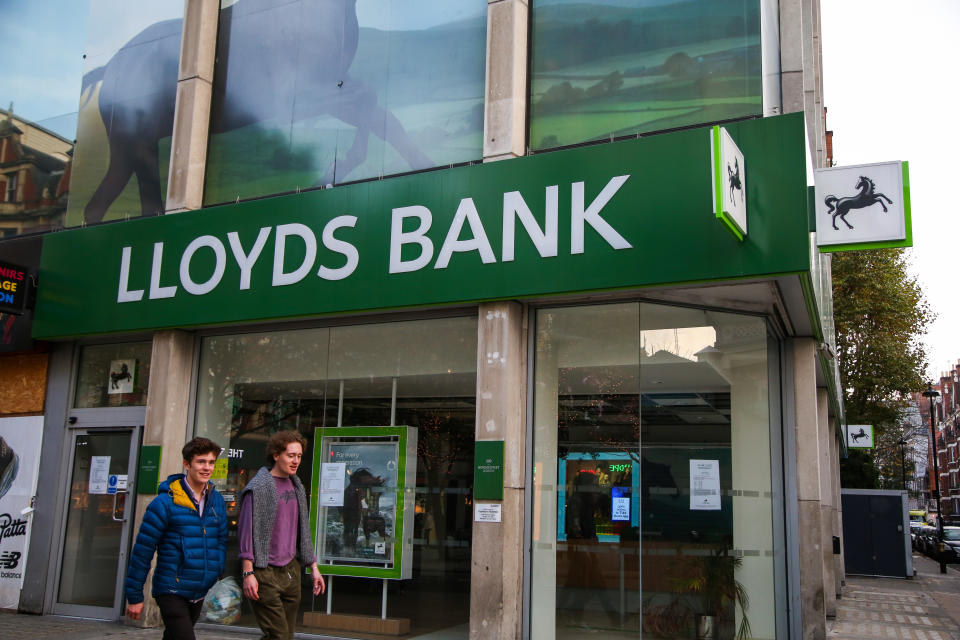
left=238, top=475, right=300, bottom=567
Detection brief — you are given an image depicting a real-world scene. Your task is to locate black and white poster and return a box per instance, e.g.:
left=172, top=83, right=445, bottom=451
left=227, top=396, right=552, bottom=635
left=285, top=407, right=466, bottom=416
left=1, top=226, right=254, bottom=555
left=0, top=416, right=43, bottom=610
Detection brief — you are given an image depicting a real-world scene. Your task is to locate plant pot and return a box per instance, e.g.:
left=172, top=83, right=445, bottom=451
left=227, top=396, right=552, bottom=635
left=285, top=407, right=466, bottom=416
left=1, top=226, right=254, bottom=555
left=695, top=614, right=718, bottom=640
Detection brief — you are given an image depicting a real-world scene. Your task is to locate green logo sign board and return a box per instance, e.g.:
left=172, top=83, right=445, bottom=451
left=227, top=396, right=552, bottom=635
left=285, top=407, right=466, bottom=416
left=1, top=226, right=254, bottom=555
left=34, top=114, right=810, bottom=339
left=474, top=440, right=505, bottom=501
left=137, top=445, right=162, bottom=494
left=846, top=425, right=874, bottom=449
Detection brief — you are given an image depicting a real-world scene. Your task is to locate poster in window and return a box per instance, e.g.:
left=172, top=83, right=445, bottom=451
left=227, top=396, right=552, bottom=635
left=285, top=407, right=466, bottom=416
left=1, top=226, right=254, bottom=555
left=310, top=426, right=417, bottom=579
left=107, top=359, right=136, bottom=395
left=0, top=417, right=44, bottom=609
left=66, top=0, right=184, bottom=226
left=530, top=0, right=762, bottom=150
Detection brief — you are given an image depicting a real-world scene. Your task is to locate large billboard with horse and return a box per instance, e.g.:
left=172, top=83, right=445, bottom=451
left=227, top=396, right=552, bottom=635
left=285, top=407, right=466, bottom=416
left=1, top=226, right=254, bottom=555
left=66, top=0, right=487, bottom=227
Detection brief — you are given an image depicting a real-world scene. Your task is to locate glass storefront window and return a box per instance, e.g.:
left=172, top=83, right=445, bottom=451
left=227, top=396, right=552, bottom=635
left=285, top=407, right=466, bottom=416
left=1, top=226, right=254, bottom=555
left=194, top=316, right=478, bottom=639
left=531, top=302, right=778, bottom=639
left=74, top=342, right=152, bottom=408
left=529, top=0, right=762, bottom=151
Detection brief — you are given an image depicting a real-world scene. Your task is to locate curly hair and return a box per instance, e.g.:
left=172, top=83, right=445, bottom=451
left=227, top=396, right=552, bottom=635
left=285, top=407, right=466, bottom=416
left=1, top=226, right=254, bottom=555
left=265, top=430, right=307, bottom=465
left=182, top=437, right=221, bottom=463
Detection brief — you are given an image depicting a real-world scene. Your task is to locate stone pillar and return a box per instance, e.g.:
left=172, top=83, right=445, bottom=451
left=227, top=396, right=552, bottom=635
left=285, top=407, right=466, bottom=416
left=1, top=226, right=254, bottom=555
left=817, top=388, right=836, bottom=618
left=127, top=330, right=196, bottom=627
left=792, top=338, right=826, bottom=639
left=483, top=0, right=528, bottom=162
left=470, top=302, right=527, bottom=640
left=830, top=417, right=844, bottom=595
left=165, top=0, right=219, bottom=213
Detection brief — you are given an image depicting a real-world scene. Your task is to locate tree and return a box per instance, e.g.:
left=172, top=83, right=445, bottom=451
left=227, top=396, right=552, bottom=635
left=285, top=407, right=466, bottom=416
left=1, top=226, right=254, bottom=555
left=832, top=249, right=934, bottom=488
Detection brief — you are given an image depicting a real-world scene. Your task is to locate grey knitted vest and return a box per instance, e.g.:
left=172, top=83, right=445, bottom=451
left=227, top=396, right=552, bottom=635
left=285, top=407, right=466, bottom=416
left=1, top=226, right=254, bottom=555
left=241, top=467, right=315, bottom=569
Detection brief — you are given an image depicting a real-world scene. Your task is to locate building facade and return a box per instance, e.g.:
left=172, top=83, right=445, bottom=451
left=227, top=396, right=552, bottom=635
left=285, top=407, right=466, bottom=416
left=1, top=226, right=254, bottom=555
left=6, top=1, right=846, bottom=639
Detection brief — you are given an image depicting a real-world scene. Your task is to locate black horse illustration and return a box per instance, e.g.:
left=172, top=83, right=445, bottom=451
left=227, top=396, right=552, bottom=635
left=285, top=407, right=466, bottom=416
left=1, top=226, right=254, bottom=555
left=850, top=427, right=869, bottom=443
left=81, top=0, right=432, bottom=223
left=110, top=363, right=132, bottom=389
left=727, top=158, right=742, bottom=206
left=824, top=176, right=893, bottom=230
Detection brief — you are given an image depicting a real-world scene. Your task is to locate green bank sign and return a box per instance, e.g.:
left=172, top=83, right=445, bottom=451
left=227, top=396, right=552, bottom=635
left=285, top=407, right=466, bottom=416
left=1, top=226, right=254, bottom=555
left=34, top=114, right=810, bottom=339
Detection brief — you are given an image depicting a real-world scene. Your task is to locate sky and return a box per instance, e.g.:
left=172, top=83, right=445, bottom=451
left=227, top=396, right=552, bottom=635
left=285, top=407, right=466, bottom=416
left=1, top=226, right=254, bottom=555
left=820, top=0, right=960, bottom=383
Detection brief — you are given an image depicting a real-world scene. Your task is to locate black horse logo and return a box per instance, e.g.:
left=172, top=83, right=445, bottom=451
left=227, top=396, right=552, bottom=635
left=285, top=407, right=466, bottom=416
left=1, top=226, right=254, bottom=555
left=727, top=158, right=742, bottom=206
left=824, top=176, right=893, bottom=230
left=850, top=427, right=869, bottom=443
left=80, top=0, right=432, bottom=223
left=110, top=363, right=132, bottom=390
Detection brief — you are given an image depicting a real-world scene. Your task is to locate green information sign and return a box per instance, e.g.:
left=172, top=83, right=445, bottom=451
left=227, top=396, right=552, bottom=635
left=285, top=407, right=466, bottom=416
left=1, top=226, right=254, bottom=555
left=34, top=114, right=810, bottom=339
left=474, top=440, right=504, bottom=501
left=137, top=445, right=162, bottom=494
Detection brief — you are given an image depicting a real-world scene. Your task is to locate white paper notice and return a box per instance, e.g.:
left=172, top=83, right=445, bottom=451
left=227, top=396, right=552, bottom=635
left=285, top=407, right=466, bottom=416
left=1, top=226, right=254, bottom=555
left=690, top=459, right=721, bottom=511
left=319, top=463, right=346, bottom=507
left=474, top=503, right=502, bottom=523
left=611, top=497, right=630, bottom=521
left=89, top=456, right=111, bottom=494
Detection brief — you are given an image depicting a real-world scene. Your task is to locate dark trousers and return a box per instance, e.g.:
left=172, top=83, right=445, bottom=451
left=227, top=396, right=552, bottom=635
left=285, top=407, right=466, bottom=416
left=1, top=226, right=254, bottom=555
left=155, top=594, right=204, bottom=640
left=250, top=559, right=301, bottom=640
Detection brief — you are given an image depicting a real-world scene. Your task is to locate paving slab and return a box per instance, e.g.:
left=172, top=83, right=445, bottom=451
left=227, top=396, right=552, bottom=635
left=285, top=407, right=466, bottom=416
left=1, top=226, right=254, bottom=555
left=829, top=553, right=960, bottom=640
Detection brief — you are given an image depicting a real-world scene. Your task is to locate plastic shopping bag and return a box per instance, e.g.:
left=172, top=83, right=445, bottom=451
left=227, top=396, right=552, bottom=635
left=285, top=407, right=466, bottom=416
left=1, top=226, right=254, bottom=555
left=201, top=576, right=242, bottom=625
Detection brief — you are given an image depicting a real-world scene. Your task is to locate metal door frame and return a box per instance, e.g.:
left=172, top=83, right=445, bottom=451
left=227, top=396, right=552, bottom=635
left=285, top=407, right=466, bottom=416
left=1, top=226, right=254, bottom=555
left=50, top=420, right=142, bottom=620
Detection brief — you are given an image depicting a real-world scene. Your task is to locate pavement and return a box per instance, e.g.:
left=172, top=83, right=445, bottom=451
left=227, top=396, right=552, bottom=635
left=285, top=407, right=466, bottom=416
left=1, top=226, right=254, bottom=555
left=6, top=554, right=960, bottom=639
left=829, top=553, right=960, bottom=640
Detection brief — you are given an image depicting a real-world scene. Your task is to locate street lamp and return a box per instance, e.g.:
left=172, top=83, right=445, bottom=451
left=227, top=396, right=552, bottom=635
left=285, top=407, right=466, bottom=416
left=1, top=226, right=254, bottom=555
left=923, top=383, right=947, bottom=574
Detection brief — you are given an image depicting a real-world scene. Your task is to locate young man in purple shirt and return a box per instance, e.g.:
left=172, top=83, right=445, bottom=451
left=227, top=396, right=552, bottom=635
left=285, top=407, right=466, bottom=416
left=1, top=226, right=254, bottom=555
left=239, top=431, right=325, bottom=640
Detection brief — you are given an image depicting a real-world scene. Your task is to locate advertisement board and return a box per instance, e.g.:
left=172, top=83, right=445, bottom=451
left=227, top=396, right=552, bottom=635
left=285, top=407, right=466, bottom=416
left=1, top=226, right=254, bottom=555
left=66, top=1, right=184, bottom=227
left=530, top=0, right=762, bottom=150
left=846, top=424, right=874, bottom=449
left=310, top=426, right=417, bottom=579
left=0, top=416, right=43, bottom=610
left=204, top=0, right=487, bottom=205
left=35, top=113, right=811, bottom=340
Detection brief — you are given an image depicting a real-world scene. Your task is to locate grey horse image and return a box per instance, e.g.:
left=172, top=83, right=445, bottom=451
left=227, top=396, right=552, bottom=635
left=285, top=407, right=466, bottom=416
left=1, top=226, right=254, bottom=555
left=81, top=0, right=432, bottom=223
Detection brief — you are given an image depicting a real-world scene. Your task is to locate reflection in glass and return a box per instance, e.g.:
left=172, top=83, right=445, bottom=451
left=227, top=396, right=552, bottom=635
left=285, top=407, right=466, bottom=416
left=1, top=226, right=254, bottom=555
left=74, top=342, right=152, bottom=408
left=530, top=0, right=762, bottom=150
left=532, top=303, right=776, bottom=639
left=203, top=0, right=487, bottom=205
left=58, top=432, right=131, bottom=607
left=194, top=316, right=477, bottom=639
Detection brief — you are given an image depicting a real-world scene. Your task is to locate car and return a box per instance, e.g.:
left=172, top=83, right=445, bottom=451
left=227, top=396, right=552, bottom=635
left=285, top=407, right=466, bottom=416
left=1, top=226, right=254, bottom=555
left=940, top=527, right=960, bottom=562
left=918, top=524, right=939, bottom=555
left=910, top=521, right=924, bottom=549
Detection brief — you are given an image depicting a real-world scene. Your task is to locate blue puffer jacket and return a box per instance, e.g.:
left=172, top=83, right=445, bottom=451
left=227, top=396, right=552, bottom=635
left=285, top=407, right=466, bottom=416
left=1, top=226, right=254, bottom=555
left=124, top=474, right=227, bottom=604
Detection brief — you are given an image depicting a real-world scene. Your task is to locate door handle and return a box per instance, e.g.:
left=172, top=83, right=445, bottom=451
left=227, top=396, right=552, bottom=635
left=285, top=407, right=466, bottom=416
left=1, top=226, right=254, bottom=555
left=112, top=491, right=128, bottom=522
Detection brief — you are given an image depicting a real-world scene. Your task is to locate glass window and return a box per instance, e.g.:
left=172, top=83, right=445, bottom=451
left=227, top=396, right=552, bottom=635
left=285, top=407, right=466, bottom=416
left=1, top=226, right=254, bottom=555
left=202, top=0, right=487, bottom=205
left=529, top=0, right=762, bottom=151
left=74, top=342, right=152, bottom=408
left=531, top=302, right=778, bottom=639
left=195, top=316, right=478, bottom=639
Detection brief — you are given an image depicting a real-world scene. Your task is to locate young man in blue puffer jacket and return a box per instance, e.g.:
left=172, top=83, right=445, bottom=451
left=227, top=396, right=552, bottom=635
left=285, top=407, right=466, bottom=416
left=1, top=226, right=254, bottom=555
left=124, top=437, right=228, bottom=640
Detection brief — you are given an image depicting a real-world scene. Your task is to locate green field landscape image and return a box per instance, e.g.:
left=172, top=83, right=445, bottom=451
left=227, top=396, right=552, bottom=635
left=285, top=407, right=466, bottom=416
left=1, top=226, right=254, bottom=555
left=202, top=7, right=487, bottom=206
left=530, top=0, right=762, bottom=150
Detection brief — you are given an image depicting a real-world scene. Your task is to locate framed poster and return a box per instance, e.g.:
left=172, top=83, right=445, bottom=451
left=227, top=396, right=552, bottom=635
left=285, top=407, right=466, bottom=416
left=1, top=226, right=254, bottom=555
left=310, top=426, right=417, bottom=579
left=0, top=416, right=44, bottom=610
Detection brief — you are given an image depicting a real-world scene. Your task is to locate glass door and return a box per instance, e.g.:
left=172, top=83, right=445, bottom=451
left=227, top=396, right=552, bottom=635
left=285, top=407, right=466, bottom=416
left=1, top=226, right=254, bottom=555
left=53, top=427, right=139, bottom=619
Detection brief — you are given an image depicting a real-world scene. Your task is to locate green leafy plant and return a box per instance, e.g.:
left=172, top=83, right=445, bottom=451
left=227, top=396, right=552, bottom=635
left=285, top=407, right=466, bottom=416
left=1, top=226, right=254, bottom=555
left=674, top=543, right=751, bottom=640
